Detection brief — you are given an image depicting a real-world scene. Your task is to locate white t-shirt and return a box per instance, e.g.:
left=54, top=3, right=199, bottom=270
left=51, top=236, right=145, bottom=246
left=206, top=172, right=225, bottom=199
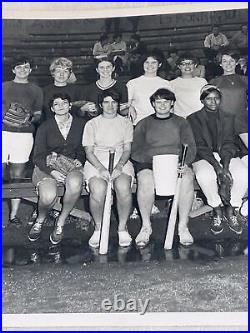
left=127, top=75, right=172, bottom=125
left=82, top=114, right=133, bottom=153
left=170, top=77, right=207, bottom=118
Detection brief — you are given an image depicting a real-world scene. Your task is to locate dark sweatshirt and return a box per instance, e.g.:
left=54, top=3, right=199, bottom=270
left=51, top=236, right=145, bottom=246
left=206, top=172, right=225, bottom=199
left=131, top=113, right=196, bottom=165
left=33, top=116, right=87, bottom=175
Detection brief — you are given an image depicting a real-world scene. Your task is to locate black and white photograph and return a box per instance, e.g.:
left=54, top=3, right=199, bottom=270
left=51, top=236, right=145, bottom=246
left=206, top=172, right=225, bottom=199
left=2, top=2, right=248, bottom=330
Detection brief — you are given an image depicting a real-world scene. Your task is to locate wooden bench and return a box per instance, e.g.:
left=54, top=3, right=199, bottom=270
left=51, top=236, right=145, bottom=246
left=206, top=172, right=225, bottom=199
left=2, top=179, right=92, bottom=222
left=2, top=178, right=213, bottom=220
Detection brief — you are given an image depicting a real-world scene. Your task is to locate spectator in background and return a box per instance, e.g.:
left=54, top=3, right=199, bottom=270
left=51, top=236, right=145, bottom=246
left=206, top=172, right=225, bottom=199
left=43, top=57, right=82, bottom=120
left=204, top=25, right=229, bottom=60
left=110, top=33, right=127, bottom=73
left=166, top=48, right=180, bottom=80
left=205, top=52, right=223, bottom=82
left=170, top=52, right=207, bottom=119
left=235, top=56, right=248, bottom=76
left=127, top=34, right=147, bottom=78
left=192, top=57, right=206, bottom=78
left=231, top=24, right=248, bottom=56
left=92, top=34, right=113, bottom=60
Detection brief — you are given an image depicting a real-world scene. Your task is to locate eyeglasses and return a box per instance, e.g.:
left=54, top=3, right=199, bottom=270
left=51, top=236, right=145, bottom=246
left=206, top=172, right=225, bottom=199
left=179, top=61, right=194, bottom=66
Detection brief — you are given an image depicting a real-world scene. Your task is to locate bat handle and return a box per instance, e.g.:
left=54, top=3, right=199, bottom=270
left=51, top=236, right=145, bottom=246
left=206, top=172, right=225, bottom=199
left=180, top=144, right=188, bottom=167
left=178, top=144, right=188, bottom=178
left=108, top=149, right=115, bottom=174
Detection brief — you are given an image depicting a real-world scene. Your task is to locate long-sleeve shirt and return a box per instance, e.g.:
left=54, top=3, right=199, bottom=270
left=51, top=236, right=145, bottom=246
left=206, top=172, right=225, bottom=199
left=131, top=113, right=196, bottom=166
left=204, top=33, right=229, bottom=49
left=33, top=116, right=87, bottom=175
left=2, top=81, right=43, bottom=133
left=187, top=108, right=237, bottom=168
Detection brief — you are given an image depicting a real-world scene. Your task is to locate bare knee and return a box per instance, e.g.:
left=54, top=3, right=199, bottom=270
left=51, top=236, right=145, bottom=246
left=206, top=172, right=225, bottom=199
left=10, top=163, right=26, bottom=179
left=66, top=171, right=83, bottom=193
left=137, top=169, right=154, bottom=195
left=38, top=180, right=57, bottom=206
left=181, top=168, right=194, bottom=190
left=114, top=175, right=131, bottom=198
left=89, top=177, right=107, bottom=203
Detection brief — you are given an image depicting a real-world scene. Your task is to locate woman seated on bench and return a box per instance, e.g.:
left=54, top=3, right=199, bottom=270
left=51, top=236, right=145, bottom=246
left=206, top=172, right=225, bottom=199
left=187, top=84, right=248, bottom=236
left=82, top=89, right=134, bottom=249
left=28, top=93, right=87, bottom=245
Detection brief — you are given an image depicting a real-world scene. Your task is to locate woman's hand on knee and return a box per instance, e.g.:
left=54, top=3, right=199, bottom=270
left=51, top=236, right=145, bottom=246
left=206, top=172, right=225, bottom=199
left=51, top=170, right=66, bottom=183
left=111, top=165, right=123, bottom=181
left=98, top=167, right=110, bottom=182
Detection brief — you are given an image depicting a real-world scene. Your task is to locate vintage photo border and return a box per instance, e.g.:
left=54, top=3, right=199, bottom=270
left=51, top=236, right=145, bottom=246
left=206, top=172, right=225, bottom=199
left=2, top=1, right=248, bottom=330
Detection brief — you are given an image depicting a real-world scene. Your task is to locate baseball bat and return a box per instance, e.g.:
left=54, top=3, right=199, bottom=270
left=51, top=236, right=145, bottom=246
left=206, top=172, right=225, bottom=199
left=164, top=144, right=188, bottom=250
left=99, top=149, right=115, bottom=255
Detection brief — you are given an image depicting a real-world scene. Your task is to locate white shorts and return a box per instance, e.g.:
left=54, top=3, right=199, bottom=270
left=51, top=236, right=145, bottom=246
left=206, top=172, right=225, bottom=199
left=2, top=131, right=34, bottom=164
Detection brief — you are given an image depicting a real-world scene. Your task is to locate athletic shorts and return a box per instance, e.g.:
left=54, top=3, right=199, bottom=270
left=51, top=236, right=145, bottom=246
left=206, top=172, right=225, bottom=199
left=2, top=131, right=34, bottom=164
left=133, top=161, right=152, bottom=174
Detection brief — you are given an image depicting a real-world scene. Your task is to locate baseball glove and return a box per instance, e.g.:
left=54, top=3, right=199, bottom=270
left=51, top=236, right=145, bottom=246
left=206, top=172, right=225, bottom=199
left=46, top=152, right=82, bottom=176
left=217, top=171, right=233, bottom=206
left=2, top=102, right=31, bottom=128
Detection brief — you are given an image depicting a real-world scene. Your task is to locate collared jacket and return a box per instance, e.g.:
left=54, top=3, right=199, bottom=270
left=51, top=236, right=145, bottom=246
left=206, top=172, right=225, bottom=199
left=187, top=107, right=237, bottom=168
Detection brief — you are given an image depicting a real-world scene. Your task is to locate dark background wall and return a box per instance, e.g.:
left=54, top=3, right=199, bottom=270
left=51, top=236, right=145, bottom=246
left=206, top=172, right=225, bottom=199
left=2, top=9, right=247, bottom=86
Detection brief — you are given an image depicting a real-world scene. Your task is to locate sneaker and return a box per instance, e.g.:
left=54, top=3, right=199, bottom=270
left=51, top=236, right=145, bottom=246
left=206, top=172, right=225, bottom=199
left=50, top=225, right=64, bottom=245
left=88, top=230, right=101, bottom=248
left=178, top=226, right=194, bottom=246
left=151, top=204, right=160, bottom=215
left=135, top=226, right=152, bottom=248
left=227, top=215, right=243, bottom=235
left=28, top=221, right=43, bottom=242
left=210, top=215, right=224, bottom=235
left=9, top=216, right=22, bottom=226
left=118, top=230, right=132, bottom=247
left=27, top=209, right=38, bottom=226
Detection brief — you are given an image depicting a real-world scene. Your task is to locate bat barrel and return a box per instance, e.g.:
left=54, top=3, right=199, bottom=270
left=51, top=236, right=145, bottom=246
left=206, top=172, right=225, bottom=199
left=164, top=144, right=189, bottom=250
left=99, top=149, right=115, bottom=255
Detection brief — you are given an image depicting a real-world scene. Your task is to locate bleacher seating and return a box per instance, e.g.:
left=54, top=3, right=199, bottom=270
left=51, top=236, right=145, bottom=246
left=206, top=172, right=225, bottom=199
left=2, top=9, right=247, bottom=87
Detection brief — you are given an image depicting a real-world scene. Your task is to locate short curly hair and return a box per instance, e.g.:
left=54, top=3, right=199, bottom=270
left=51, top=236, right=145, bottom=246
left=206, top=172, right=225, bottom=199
left=49, top=57, right=73, bottom=74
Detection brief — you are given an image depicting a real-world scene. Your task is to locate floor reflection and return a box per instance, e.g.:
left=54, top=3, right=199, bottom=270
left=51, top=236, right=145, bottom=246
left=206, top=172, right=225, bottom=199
left=2, top=238, right=248, bottom=268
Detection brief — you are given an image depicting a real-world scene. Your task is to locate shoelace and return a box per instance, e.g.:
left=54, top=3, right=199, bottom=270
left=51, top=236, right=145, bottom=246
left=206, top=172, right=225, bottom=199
left=213, top=217, right=222, bottom=226
left=33, top=222, right=42, bottom=231
left=229, top=216, right=238, bottom=226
